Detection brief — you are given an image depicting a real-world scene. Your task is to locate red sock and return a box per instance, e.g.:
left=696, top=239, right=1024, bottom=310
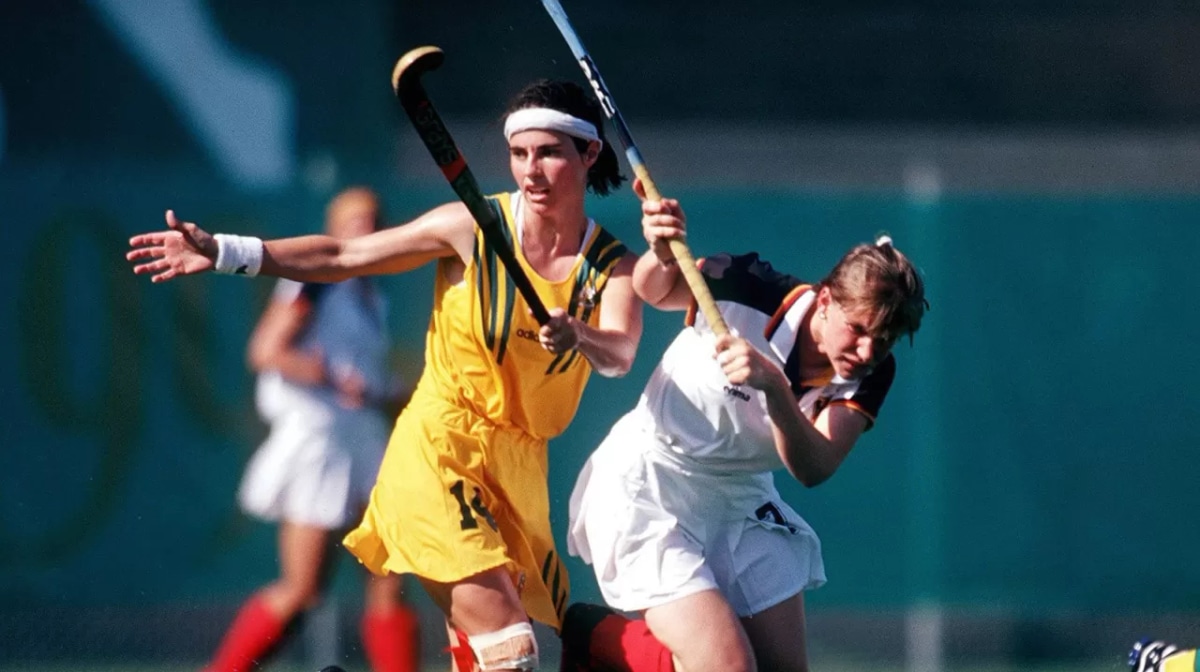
left=361, top=606, right=421, bottom=672
left=561, top=603, right=675, bottom=672
left=592, top=615, right=675, bottom=672
left=447, top=628, right=477, bottom=672
left=205, top=595, right=288, bottom=672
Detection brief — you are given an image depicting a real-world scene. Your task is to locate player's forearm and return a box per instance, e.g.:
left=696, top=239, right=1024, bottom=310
left=632, top=250, right=687, bottom=309
left=260, top=235, right=359, bottom=283
left=254, top=349, right=327, bottom=387
left=763, top=383, right=840, bottom=487
left=574, top=324, right=637, bottom=378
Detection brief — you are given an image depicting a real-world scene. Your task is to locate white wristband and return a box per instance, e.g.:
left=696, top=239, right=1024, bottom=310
left=213, top=234, right=264, bottom=276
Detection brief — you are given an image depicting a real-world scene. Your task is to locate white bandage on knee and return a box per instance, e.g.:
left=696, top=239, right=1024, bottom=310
left=213, top=233, right=264, bottom=276
left=467, top=622, right=539, bottom=671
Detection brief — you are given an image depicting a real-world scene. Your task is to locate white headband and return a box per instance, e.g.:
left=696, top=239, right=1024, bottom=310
left=504, top=107, right=602, bottom=148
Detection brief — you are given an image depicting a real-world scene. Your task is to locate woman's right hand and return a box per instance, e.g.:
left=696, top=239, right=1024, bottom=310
left=714, top=333, right=786, bottom=392
left=634, top=178, right=685, bottom=266
left=329, top=360, right=367, bottom=410
left=126, top=210, right=218, bottom=282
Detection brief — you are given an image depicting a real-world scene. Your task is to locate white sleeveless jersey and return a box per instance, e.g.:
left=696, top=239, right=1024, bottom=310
left=630, top=252, right=895, bottom=474
left=241, top=277, right=394, bottom=528
left=256, top=277, right=392, bottom=421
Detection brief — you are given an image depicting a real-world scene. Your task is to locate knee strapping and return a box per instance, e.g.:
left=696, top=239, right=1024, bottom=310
left=467, top=622, right=539, bottom=671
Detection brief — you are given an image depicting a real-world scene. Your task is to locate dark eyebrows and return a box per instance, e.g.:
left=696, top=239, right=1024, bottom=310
left=508, top=138, right=566, bottom=153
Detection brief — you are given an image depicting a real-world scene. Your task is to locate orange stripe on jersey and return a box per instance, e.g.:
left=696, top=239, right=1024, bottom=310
left=763, top=283, right=811, bottom=340
left=801, top=371, right=835, bottom=388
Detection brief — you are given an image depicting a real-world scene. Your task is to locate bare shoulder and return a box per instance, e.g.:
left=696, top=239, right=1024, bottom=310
left=414, top=200, right=474, bottom=230
left=600, top=252, right=641, bottom=314
left=391, top=200, right=477, bottom=261
left=610, top=249, right=639, bottom=278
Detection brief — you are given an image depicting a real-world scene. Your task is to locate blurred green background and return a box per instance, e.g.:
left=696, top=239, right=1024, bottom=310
left=3, top=1, right=1198, bottom=670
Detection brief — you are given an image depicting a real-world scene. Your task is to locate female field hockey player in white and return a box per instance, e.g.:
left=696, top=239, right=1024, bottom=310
left=128, top=79, right=644, bottom=672
left=563, top=186, right=927, bottom=672
left=199, top=188, right=420, bottom=672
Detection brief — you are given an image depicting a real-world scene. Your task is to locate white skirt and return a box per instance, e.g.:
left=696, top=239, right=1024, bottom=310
left=238, top=379, right=389, bottom=529
left=567, top=414, right=826, bottom=617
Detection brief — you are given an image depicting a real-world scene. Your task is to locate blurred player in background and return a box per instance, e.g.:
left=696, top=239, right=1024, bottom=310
left=1131, top=639, right=1199, bottom=672
left=202, top=188, right=420, bottom=672
left=127, top=79, right=644, bottom=672
left=560, top=186, right=927, bottom=672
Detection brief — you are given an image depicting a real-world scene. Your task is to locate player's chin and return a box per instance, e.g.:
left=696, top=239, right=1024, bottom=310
left=834, top=360, right=860, bottom=379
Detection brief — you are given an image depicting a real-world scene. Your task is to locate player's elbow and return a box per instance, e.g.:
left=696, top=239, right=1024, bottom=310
left=596, top=363, right=631, bottom=378
left=593, top=351, right=635, bottom=378
left=633, top=276, right=690, bottom=312
left=783, top=448, right=843, bottom=488
left=582, top=330, right=637, bottom=378
left=246, top=342, right=272, bottom=373
left=795, top=469, right=833, bottom=489
left=612, top=341, right=640, bottom=376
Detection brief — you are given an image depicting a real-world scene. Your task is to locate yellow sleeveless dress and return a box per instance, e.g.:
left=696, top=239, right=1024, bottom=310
left=344, top=192, right=628, bottom=629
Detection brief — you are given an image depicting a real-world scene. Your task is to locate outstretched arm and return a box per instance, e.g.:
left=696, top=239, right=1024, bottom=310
left=127, top=202, right=476, bottom=283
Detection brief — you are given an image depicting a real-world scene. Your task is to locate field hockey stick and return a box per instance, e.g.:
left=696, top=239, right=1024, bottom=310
left=538, top=0, right=729, bottom=336
left=392, top=46, right=552, bottom=326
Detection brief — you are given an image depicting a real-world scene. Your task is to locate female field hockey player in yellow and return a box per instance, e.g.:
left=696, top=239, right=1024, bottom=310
left=127, top=79, right=644, bottom=672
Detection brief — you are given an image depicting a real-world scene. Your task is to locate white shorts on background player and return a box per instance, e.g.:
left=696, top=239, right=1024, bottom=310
left=238, top=278, right=393, bottom=530
left=568, top=253, right=895, bottom=617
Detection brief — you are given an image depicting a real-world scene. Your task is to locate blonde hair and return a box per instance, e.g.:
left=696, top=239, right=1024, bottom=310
left=820, top=234, right=927, bottom=343
left=325, top=186, right=381, bottom=238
